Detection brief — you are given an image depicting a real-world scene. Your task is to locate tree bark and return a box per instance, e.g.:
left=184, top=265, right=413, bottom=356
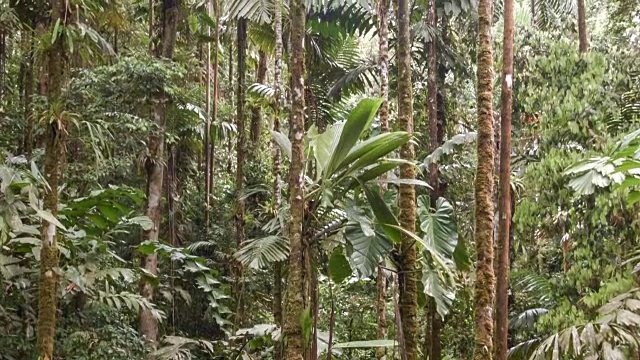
left=204, top=0, right=212, bottom=233
left=36, top=2, right=69, bottom=359
left=250, top=50, right=268, bottom=148
left=272, top=0, right=284, bottom=356
left=210, top=0, right=220, bottom=203
left=495, top=0, right=514, bottom=355
left=376, top=0, right=390, bottom=356
left=473, top=0, right=496, bottom=356
left=577, top=0, right=588, bottom=53
left=22, top=28, right=35, bottom=158
left=396, top=0, right=418, bottom=357
left=235, top=17, right=248, bottom=329
left=140, top=0, right=179, bottom=348
left=283, top=0, right=306, bottom=356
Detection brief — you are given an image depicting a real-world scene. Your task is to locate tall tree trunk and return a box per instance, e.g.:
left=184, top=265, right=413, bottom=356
left=283, top=0, right=306, bottom=356
left=149, top=0, right=154, bottom=52
left=272, top=0, right=284, bottom=356
left=210, top=0, right=220, bottom=204
left=204, top=0, right=212, bottom=233
left=23, top=28, right=35, bottom=158
left=235, top=17, right=248, bottom=329
left=577, top=0, right=588, bottom=52
left=396, top=0, right=418, bottom=357
left=140, top=0, right=179, bottom=348
left=250, top=50, right=268, bottom=148
left=495, top=0, right=514, bottom=355
left=36, top=2, right=69, bottom=359
left=473, top=0, right=496, bottom=356
left=425, top=1, right=443, bottom=358
left=376, top=0, right=390, bottom=356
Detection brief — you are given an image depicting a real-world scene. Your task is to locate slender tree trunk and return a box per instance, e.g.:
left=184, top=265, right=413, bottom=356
left=235, top=17, right=248, bottom=329
left=140, top=0, right=179, bottom=348
left=250, top=50, right=268, bottom=147
left=396, top=0, right=418, bottom=357
left=148, top=0, right=154, bottom=52
left=426, top=3, right=444, bottom=359
left=205, top=0, right=212, bottom=233
left=272, top=0, right=284, bottom=356
left=36, top=2, right=69, bottom=359
left=577, top=0, right=588, bottom=52
left=494, top=0, right=514, bottom=355
left=473, top=0, right=496, bottom=356
left=210, top=0, right=220, bottom=203
left=283, top=0, right=306, bottom=356
left=23, top=28, right=35, bottom=158
left=376, top=0, right=390, bottom=356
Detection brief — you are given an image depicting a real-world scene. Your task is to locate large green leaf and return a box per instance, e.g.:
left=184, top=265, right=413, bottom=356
left=363, top=185, right=401, bottom=243
left=417, top=196, right=458, bottom=257
left=326, top=98, right=383, bottom=175
left=421, top=267, right=455, bottom=317
left=309, top=122, right=343, bottom=178
left=270, top=130, right=292, bottom=159
left=345, top=225, right=393, bottom=278
left=328, top=247, right=352, bottom=283
left=335, top=132, right=410, bottom=176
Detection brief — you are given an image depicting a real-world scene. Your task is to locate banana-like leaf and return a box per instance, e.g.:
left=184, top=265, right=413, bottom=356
left=362, top=185, right=401, bottom=243
left=326, top=98, right=383, bottom=175
left=337, top=132, right=411, bottom=178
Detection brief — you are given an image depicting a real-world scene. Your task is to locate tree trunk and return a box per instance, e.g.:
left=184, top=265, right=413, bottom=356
left=375, top=0, right=390, bottom=356
left=577, top=0, right=588, bottom=52
left=283, top=0, right=306, bottom=356
left=425, top=1, right=443, bottom=358
left=396, top=0, right=418, bottom=357
left=36, top=2, right=69, bottom=359
left=250, top=50, right=268, bottom=148
left=210, top=0, right=220, bottom=204
left=23, top=28, right=35, bottom=158
left=473, top=0, right=496, bottom=356
left=495, top=0, right=514, bottom=355
left=272, top=0, right=284, bottom=356
left=235, top=17, right=248, bottom=329
left=140, top=0, right=179, bottom=348
left=204, top=0, right=213, bottom=233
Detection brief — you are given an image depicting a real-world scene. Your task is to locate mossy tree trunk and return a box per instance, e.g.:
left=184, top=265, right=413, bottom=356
left=35, top=1, right=69, bottom=359
left=283, top=0, right=306, bottom=356
left=272, top=0, right=284, bottom=356
left=495, top=0, right=514, bottom=356
left=396, top=0, right=418, bottom=357
left=250, top=50, right=268, bottom=148
left=140, top=0, right=179, bottom=348
left=376, top=0, right=390, bottom=357
left=473, top=0, right=496, bottom=356
left=235, top=17, right=248, bottom=329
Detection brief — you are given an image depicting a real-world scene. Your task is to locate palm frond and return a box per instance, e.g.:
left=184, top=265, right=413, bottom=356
left=227, top=0, right=273, bottom=23
left=234, top=235, right=290, bottom=269
left=509, top=308, right=549, bottom=330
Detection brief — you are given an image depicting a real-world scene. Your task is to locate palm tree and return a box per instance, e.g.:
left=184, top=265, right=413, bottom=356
left=494, top=0, right=515, bottom=355
left=473, top=0, right=496, bottom=356
left=140, top=0, right=180, bottom=348
left=396, top=0, right=419, bottom=358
